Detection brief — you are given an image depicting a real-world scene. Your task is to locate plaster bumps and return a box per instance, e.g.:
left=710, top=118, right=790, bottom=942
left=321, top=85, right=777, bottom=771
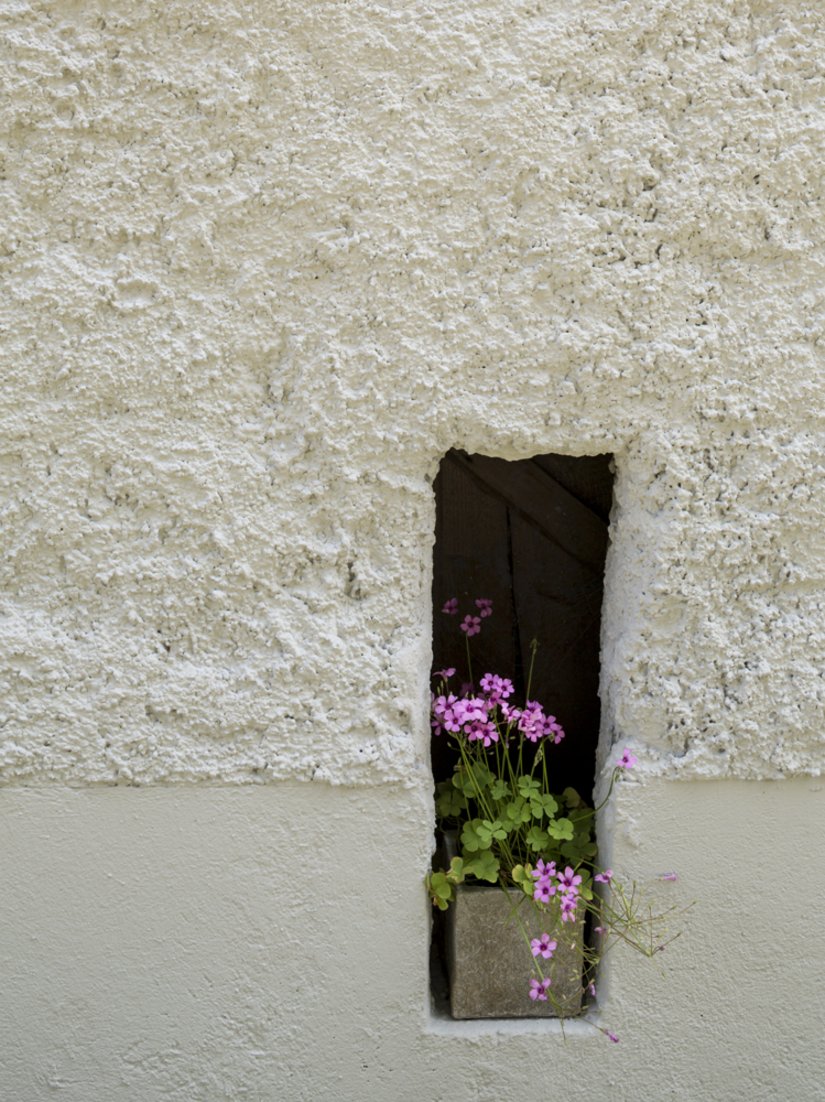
left=0, top=0, right=823, bottom=784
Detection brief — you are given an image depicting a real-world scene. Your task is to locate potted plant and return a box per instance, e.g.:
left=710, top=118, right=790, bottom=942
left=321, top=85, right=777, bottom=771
left=427, top=597, right=680, bottom=1034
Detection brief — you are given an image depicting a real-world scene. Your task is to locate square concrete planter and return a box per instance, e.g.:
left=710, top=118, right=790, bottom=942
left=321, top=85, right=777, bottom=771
left=445, top=883, right=585, bottom=1019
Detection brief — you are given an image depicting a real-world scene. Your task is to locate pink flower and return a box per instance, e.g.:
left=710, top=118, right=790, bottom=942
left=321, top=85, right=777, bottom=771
left=475, top=597, right=493, bottom=618
left=594, top=869, right=613, bottom=884
left=532, top=859, right=558, bottom=903
left=531, top=859, right=557, bottom=881
left=499, top=702, right=521, bottom=724
left=533, top=880, right=556, bottom=904
left=442, top=598, right=458, bottom=615
left=432, top=692, right=458, bottom=722
left=658, top=871, right=678, bottom=882
left=517, top=701, right=565, bottom=743
left=587, top=982, right=596, bottom=997
left=434, top=668, right=455, bottom=680
left=460, top=615, right=482, bottom=637
left=557, top=867, right=582, bottom=894
left=560, top=897, right=578, bottom=922
left=529, top=977, right=551, bottom=1002
left=546, top=718, right=565, bottom=744
left=607, top=1031, right=620, bottom=1044
left=617, top=748, right=637, bottom=769
left=464, top=719, right=499, bottom=747
left=530, top=934, right=557, bottom=959
left=479, top=673, right=514, bottom=703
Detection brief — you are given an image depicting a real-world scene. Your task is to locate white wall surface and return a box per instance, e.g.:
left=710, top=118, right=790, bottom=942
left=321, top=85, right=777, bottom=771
left=1, top=0, right=824, bottom=1097
left=1, top=780, right=823, bottom=1101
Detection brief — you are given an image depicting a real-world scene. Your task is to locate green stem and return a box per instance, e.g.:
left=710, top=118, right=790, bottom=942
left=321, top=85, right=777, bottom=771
left=525, top=637, right=538, bottom=701
left=593, top=766, right=620, bottom=813
left=464, top=631, right=474, bottom=690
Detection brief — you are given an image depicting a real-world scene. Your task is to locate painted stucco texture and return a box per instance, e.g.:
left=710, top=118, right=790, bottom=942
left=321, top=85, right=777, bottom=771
left=2, top=780, right=823, bottom=1102
left=1, top=0, right=823, bottom=786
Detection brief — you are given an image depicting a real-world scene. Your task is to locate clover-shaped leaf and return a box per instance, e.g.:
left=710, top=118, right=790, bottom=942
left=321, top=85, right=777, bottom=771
left=453, top=769, right=478, bottom=798
left=436, top=784, right=467, bottom=818
left=426, top=871, right=454, bottom=910
left=525, top=826, right=550, bottom=852
left=460, top=819, right=487, bottom=852
left=529, top=792, right=559, bottom=820
left=505, top=798, right=531, bottom=827
left=547, top=817, right=575, bottom=841
left=517, top=775, right=541, bottom=799
left=561, top=837, right=597, bottom=863
left=464, top=849, right=500, bottom=883
left=448, top=856, right=466, bottom=883
left=561, top=786, right=587, bottom=809
left=481, top=818, right=507, bottom=843
left=511, top=864, right=529, bottom=885
left=490, top=779, right=510, bottom=801
left=511, top=864, right=534, bottom=896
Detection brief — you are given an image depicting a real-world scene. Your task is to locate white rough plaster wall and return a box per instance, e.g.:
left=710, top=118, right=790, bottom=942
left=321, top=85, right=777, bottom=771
left=1, top=0, right=823, bottom=786
left=2, top=1, right=825, bottom=1098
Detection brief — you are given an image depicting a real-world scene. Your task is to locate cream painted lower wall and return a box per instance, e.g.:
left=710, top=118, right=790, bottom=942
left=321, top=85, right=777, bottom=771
left=1, top=779, right=822, bottom=1102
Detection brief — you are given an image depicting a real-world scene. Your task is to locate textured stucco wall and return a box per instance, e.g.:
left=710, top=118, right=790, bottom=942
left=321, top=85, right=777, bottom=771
left=2, top=0, right=822, bottom=786
left=1, top=0, right=824, bottom=1098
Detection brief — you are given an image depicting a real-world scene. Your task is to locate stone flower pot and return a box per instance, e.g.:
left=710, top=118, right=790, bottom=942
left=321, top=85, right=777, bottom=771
left=445, top=880, right=585, bottom=1020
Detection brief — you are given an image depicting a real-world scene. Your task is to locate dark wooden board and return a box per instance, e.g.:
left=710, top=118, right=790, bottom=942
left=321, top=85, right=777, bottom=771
left=431, top=450, right=613, bottom=799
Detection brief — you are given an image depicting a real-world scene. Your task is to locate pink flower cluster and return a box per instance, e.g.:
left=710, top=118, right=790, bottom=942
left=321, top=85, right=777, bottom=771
left=528, top=931, right=557, bottom=1002
left=435, top=596, right=566, bottom=745
left=531, top=860, right=582, bottom=922
left=442, top=597, right=493, bottom=638
left=430, top=673, right=567, bottom=750
left=431, top=693, right=499, bottom=746
left=479, top=673, right=514, bottom=703
left=500, top=699, right=565, bottom=744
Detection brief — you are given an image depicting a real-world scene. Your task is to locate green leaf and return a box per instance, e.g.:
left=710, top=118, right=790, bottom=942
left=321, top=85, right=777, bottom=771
left=511, top=864, right=528, bottom=885
left=490, top=779, right=510, bottom=800
left=525, top=825, right=550, bottom=852
left=448, top=856, right=465, bottom=883
left=452, top=769, right=477, bottom=798
left=504, top=798, right=531, bottom=826
left=517, top=775, right=541, bottom=799
left=511, top=864, right=534, bottom=896
left=560, top=838, right=597, bottom=862
left=470, top=762, right=494, bottom=791
left=481, top=818, right=507, bottom=842
left=426, top=871, right=454, bottom=909
left=460, top=819, right=486, bottom=852
left=461, top=818, right=505, bottom=852
left=539, top=793, right=559, bottom=817
left=464, top=849, right=500, bottom=883
left=436, top=784, right=466, bottom=818
left=561, top=786, right=587, bottom=809
left=546, top=817, right=575, bottom=841
left=529, top=792, right=559, bottom=820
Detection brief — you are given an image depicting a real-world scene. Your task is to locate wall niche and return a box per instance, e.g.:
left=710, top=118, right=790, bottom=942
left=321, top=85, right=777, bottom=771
left=431, top=450, right=614, bottom=802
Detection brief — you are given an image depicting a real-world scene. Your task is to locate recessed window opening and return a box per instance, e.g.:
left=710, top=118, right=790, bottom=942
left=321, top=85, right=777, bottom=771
left=429, top=448, right=614, bottom=1020
left=431, top=449, right=613, bottom=800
